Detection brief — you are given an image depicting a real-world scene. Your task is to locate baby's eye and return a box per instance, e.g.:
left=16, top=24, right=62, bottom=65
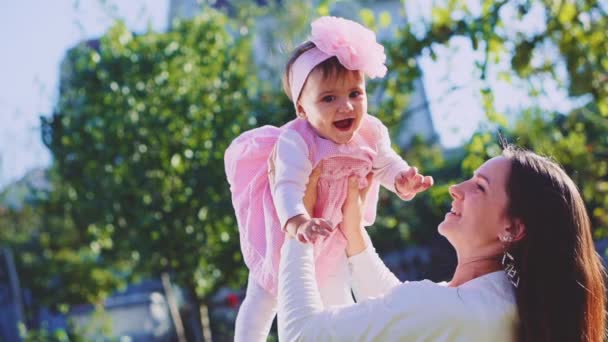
left=350, top=91, right=362, bottom=98
left=476, top=184, right=485, bottom=192
left=322, top=95, right=336, bottom=103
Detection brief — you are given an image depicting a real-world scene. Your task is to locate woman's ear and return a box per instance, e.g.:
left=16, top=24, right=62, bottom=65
left=506, top=218, right=526, bottom=242
left=499, top=218, right=526, bottom=243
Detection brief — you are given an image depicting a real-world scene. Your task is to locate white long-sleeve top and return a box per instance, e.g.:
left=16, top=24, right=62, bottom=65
left=278, top=238, right=518, bottom=341
left=271, top=114, right=409, bottom=230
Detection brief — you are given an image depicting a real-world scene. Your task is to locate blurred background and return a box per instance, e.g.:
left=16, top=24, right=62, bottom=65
left=0, top=0, right=606, bottom=341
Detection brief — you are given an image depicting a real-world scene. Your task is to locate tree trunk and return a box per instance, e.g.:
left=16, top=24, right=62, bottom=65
left=3, top=246, right=26, bottom=340
left=181, top=284, right=215, bottom=342
left=199, top=302, right=213, bottom=342
left=161, top=272, right=187, bottom=342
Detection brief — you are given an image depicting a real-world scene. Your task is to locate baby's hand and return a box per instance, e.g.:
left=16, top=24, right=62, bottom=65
left=295, top=218, right=333, bottom=244
left=395, top=167, right=434, bottom=200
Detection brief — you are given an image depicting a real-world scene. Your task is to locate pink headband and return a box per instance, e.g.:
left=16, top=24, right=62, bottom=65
left=289, top=16, right=388, bottom=104
left=289, top=48, right=332, bottom=103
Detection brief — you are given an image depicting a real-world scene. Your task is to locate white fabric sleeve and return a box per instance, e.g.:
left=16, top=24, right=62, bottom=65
left=371, top=122, right=410, bottom=197
left=271, top=130, right=313, bottom=230
left=278, top=238, right=467, bottom=341
left=347, top=233, right=401, bottom=300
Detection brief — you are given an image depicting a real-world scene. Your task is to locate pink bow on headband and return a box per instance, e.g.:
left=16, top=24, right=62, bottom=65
left=311, top=16, right=387, bottom=79
left=290, top=16, right=387, bottom=103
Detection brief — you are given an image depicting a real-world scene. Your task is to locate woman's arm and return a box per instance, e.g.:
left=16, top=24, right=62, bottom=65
left=348, top=233, right=401, bottom=300
left=277, top=169, right=467, bottom=340
left=340, top=176, right=401, bottom=299
left=300, top=168, right=400, bottom=301
left=278, top=238, right=464, bottom=341
left=341, top=176, right=373, bottom=257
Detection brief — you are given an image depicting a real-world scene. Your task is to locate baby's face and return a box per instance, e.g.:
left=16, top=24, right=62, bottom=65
left=297, top=69, right=366, bottom=144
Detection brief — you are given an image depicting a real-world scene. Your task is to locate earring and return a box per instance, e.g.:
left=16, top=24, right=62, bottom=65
left=500, top=235, right=520, bottom=288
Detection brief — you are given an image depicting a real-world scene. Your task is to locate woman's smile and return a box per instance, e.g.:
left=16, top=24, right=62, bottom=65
left=444, top=203, right=462, bottom=220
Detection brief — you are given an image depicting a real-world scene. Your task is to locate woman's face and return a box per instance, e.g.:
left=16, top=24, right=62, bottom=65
left=438, top=156, right=512, bottom=257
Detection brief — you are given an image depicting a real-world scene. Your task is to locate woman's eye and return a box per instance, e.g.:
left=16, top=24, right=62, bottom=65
left=477, top=184, right=485, bottom=192
left=322, top=95, right=335, bottom=102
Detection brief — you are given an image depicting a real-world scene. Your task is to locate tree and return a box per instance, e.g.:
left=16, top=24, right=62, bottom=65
left=412, top=0, right=608, bottom=238
left=0, top=170, right=124, bottom=333
left=40, top=9, right=256, bottom=339
left=366, top=0, right=607, bottom=280
left=462, top=103, right=608, bottom=238
left=21, top=0, right=606, bottom=338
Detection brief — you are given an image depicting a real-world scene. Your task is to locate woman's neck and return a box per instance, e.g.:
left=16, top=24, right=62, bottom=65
left=448, top=254, right=502, bottom=287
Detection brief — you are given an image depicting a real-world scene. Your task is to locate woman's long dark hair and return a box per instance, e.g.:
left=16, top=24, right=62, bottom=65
left=502, top=146, right=606, bottom=342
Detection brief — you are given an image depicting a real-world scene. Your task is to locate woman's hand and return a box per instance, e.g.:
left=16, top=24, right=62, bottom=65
left=341, top=173, right=373, bottom=256
left=303, top=165, right=322, bottom=216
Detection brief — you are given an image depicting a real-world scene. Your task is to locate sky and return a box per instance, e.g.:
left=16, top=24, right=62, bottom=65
left=0, top=0, right=572, bottom=190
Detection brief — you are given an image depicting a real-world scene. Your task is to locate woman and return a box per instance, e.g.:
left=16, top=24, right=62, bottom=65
left=277, top=145, right=606, bottom=341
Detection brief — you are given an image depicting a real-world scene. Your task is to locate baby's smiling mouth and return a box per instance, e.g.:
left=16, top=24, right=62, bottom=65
left=333, top=118, right=354, bottom=131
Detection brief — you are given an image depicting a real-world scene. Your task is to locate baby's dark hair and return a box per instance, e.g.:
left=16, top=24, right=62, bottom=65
left=282, top=41, right=360, bottom=101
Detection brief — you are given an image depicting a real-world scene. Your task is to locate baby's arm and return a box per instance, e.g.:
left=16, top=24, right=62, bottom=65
left=372, top=121, right=433, bottom=199
left=290, top=217, right=333, bottom=244
left=270, top=130, right=332, bottom=242
left=371, top=122, right=410, bottom=194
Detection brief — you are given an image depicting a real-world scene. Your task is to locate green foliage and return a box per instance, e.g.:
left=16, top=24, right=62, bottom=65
left=19, top=318, right=97, bottom=342
left=16, top=173, right=128, bottom=308
left=510, top=106, right=608, bottom=237
left=407, top=0, right=608, bottom=239
left=0, top=205, right=40, bottom=245
left=369, top=0, right=607, bottom=273
left=20, top=326, right=74, bottom=342
left=2, top=2, right=603, bottom=332
left=40, top=9, right=255, bottom=307
left=458, top=102, right=608, bottom=238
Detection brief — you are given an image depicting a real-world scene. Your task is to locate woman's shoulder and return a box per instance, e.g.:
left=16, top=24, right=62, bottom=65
left=383, top=274, right=517, bottom=338
left=386, top=279, right=464, bottom=311
left=386, top=272, right=515, bottom=318
left=456, top=272, right=518, bottom=332
left=458, top=271, right=516, bottom=307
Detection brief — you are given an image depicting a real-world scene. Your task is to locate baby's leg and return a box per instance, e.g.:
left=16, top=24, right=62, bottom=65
left=234, top=274, right=277, bottom=342
left=319, top=253, right=355, bottom=307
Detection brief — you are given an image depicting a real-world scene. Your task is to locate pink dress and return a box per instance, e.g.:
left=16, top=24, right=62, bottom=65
left=224, top=114, right=409, bottom=295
